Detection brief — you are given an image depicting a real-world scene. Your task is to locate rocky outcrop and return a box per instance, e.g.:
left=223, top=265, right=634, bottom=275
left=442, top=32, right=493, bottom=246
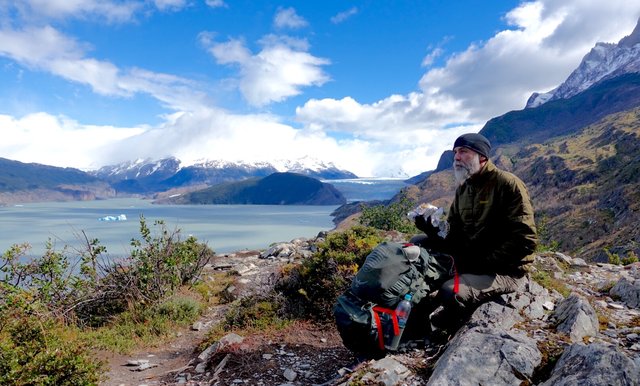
left=337, top=252, right=640, bottom=385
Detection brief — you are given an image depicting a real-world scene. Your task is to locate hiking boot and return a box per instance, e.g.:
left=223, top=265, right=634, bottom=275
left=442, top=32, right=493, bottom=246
left=429, top=306, right=466, bottom=333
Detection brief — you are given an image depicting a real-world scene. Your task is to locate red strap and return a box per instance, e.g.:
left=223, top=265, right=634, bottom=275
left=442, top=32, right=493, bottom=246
left=451, top=256, right=459, bottom=294
left=372, top=306, right=400, bottom=350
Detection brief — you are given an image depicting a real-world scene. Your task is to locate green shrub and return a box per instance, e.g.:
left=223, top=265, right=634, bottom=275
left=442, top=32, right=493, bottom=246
left=604, top=248, right=638, bottom=266
left=276, top=226, right=383, bottom=322
left=0, top=305, right=104, bottom=385
left=359, top=197, right=417, bottom=233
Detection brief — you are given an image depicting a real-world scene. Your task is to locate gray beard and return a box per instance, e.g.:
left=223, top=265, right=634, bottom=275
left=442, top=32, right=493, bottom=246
left=453, top=156, right=482, bottom=186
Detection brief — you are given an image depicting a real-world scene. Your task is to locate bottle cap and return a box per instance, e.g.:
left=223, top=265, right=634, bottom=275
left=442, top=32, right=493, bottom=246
left=404, top=294, right=412, bottom=301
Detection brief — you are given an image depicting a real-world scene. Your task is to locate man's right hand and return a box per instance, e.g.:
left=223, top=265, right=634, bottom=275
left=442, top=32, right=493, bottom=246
left=415, top=215, right=437, bottom=235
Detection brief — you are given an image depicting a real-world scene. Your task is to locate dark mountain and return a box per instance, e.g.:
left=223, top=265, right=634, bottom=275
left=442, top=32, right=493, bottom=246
left=157, top=172, right=347, bottom=205
left=158, top=163, right=278, bottom=191
left=0, top=158, right=114, bottom=204
left=481, top=73, right=640, bottom=146
left=91, top=158, right=356, bottom=195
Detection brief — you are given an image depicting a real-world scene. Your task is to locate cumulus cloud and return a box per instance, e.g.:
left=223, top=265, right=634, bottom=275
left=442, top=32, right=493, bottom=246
left=295, top=0, right=640, bottom=176
left=153, top=0, right=188, bottom=12
left=0, top=112, right=144, bottom=169
left=0, top=25, right=206, bottom=109
left=205, top=0, right=227, bottom=8
left=274, top=7, right=308, bottom=29
left=5, top=0, right=141, bottom=23
left=202, top=33, right=330, bottom=106
left=330, top=7, right=358, bottom=24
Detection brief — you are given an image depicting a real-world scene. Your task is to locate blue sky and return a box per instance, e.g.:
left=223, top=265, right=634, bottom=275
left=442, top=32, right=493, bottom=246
left=1, top=1, right=639, bottom=177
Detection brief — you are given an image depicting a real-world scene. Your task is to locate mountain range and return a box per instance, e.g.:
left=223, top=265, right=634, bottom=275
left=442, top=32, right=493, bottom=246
left=389, top=18, right=640, bottom=262
left=155, top=172, right=346, bottom=205
left=0, top=156, right=356, bottom=205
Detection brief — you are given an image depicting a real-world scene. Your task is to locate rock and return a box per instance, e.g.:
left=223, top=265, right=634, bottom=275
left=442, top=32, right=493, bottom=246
left=356, top=357, right=414, bottom=386
left=539, top=343, right=640, bottom=386
left=552, top=293, right=599, bottom=342
left=610, top=277, right=640, bottom=308
left=427, top=327, right=541, bottom=385
left=197, top=333, right=245, bottom=363
left=283, top=368, right=297, bottom=381
left=467, top=300, right=523, bottom=330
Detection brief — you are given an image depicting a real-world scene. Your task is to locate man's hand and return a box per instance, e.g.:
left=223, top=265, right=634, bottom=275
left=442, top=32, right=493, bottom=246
left=415, top=215, right=439, bottom=237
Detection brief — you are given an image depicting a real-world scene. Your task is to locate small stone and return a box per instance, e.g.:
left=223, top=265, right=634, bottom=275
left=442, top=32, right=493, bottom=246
left=262, top=353, right=273, bottom=360
left=284, top=368, right=297, bottom=381
left=192, top=321, right=204, bottom=331
left=608, top=303, right=625, bottom=310
left=543, top=301, right=555, bottom=310
left=126, top=359, right=149, bottom=366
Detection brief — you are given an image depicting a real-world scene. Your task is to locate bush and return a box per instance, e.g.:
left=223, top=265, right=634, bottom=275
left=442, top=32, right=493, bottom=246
left=276, top=226, right=383, bottom=322
left=0, top=303, right=104, bottom=385
left=359, top=197, right=417, bottom=233
left=0, top=217, right=216, bottom=381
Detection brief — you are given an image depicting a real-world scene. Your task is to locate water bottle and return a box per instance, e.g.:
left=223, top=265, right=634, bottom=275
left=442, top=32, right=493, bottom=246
left=389, top=294, right=412, bottom=350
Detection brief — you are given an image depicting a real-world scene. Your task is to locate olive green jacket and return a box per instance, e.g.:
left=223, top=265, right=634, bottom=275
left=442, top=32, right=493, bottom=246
left=444, top=161, right=537, bottom=277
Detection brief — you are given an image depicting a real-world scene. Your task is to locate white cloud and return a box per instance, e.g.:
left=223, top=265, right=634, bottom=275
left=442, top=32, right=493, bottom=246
left=0, top=113, right=144, bottom=169
left=330, top=7, right=358, bottom=24
left=274, top=7, right=308, bottom=29
left=205, top=0, right=227, bottom=9
left=6, top=0, right=141, bottom=23
left=295, top=0, right=640, bottom=176
left=202, top=34, right=330, bottom=106
left=0, top=25, right=206, bottom=109
left=153, top=0, right=188, bottom=12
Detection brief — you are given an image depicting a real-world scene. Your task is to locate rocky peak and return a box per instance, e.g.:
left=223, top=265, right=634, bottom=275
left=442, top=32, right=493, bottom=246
left=620, top=17, right=640, bottom=48
left=527, top=18, right=640, bottom=108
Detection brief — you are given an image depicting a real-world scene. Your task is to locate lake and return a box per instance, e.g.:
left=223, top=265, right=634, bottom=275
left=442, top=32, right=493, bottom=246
left=1, top=178, right=408, bottom=257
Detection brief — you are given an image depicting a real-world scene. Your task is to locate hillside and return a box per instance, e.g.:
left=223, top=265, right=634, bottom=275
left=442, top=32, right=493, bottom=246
left=398, top=106, right=640, bottom=262
left=0, top=158, right=115, bottom=205
left=157, top=172, right=347, bottom=205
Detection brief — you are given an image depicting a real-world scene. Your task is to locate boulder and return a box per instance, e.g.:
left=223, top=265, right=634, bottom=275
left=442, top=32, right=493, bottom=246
left=552, top=293, right=599, bottom=342
left=427, top=327, right=541, bottom=386
left=539, top=343, right=640, bottom=386
left=610, top=277, right=640, bottom=308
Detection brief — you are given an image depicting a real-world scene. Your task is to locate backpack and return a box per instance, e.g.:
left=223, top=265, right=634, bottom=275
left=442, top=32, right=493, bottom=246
left=333, top=241, right=454, bottom=358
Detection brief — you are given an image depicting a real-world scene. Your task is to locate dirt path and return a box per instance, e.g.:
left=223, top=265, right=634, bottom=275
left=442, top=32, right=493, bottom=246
left=99, top=305, right=227, bottom=386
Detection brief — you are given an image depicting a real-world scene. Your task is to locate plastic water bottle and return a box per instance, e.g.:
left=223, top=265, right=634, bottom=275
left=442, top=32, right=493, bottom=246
left=396, top=294, right=412, bottom=328
left=389, top=294, right=412, bottom=350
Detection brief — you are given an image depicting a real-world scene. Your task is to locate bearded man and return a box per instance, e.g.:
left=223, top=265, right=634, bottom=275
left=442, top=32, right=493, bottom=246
left=412, top=133, right=538, bottom=333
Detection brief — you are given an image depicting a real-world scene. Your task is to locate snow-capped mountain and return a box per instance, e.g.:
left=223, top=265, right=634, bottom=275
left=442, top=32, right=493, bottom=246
left=526, top=18, right=640, bottom=108
left=91, top=157, right=181, bottom=182
left=89, top=156, right=357, bottom=194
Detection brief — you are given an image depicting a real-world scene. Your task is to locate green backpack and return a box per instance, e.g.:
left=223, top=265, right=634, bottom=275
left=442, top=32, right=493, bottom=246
left=333, top=241, right=453, bottom=358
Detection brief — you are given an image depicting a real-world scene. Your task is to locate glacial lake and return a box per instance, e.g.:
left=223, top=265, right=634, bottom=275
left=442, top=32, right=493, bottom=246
left=1, top=178, right=408, bottom=257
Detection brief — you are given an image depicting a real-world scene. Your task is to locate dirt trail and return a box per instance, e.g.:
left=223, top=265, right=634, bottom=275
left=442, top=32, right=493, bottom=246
left=99, top=305, right=225, bottom=386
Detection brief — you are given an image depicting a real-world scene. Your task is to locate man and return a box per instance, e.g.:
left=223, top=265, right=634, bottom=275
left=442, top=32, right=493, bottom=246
left=412, top=133, right=538, bottom=332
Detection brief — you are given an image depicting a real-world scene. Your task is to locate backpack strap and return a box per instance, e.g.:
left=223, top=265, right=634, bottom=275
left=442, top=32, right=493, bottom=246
left=372, top=306, right=399, bottom=350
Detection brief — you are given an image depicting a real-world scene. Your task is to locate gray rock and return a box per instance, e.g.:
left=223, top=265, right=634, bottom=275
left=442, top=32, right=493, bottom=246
left=467, top=301, right=523, bottom=330
left=283, top=368, right=297, bottom=381
left=611, top=277, right=640, bottom=308
left=198, top=333, right=244, bottom=362
left=357, top=357, right=414, bottom=386
left=540, top=343, right=640, bottom=386
left=553, top=293, right=599, bottom=342
left=427, top=327, right=541, bottom=385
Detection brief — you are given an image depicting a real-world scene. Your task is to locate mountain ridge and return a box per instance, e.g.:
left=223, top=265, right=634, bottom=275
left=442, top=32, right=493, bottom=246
left=527, top=18, right=640, bottom=108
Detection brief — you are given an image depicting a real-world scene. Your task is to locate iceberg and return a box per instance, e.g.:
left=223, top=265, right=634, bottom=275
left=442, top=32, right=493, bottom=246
left=98, top=214, right=127, bottom=222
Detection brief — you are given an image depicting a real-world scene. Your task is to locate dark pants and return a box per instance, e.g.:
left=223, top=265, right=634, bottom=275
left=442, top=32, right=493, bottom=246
left=409, top=234, right=523, bottom=331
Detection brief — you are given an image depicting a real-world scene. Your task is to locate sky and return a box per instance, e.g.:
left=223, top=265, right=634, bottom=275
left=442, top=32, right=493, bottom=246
left=1, top=1, right=639, bottom=178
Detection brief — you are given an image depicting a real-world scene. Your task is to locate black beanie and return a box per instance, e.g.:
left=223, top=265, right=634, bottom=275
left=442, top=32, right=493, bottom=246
left=453, top=133, right=491, bottom=159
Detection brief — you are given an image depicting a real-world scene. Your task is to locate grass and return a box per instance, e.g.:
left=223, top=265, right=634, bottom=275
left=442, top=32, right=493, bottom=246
left=530, top=270, right=571, bottom=298
left=85, top=294, right=204, bottom=354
